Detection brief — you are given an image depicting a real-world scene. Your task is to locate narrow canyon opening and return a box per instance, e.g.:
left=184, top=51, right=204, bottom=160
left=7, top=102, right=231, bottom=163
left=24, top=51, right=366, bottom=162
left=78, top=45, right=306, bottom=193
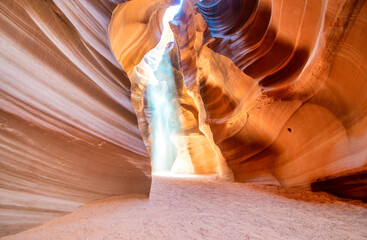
left=108, top=0, right=237, bottom=178
left=125, top=0, right=206, bottom=175
left=129, top=2, right=184, bottom=173
left=109, top=0, right=231, bottom=176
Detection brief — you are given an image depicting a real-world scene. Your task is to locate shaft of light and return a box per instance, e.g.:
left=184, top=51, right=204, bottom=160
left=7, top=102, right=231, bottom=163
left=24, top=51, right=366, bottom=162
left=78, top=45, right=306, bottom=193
left=137, top=0, right=184, bottom=172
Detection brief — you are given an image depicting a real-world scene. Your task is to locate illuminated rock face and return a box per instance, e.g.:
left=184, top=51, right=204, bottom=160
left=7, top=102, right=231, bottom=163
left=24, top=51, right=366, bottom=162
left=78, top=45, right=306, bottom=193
left=193, top=0, right=367, bottom=192
left=0, top=0, right=150, bottom=236
left=111, top=0, right=367, bottom=196
left=196, top=0, right=367, bottom=185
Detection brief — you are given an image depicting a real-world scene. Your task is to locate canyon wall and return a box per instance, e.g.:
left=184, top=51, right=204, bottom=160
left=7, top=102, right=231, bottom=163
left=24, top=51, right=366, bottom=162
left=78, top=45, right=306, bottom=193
left=192, top=0, right=367, bottom=196
left=0, top=0, right=151, bottom=236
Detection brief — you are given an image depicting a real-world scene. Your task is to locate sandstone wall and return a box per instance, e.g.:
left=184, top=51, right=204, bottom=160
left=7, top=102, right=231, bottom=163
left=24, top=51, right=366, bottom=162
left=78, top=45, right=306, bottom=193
left=0, top=0, right=151, bottom=236
left=194, top=0, right=367, bottom=191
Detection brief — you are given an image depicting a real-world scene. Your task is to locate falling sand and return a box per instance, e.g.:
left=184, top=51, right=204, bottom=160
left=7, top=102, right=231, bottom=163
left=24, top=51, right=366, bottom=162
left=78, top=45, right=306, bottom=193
left=2, top=175, right=367, bottom=240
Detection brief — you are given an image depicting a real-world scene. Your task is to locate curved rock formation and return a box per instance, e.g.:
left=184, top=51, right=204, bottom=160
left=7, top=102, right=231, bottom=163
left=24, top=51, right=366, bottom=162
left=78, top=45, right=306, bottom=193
left=194, top=0, right=367, bottom=190
left=0, top=0, right=150, bottom=236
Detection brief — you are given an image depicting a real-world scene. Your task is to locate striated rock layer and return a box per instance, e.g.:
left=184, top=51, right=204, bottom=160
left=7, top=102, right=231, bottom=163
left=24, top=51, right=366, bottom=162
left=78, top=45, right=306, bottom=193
left=0, top=0, right=151, bottom=236
left=193, top=0, right=367, bottom=194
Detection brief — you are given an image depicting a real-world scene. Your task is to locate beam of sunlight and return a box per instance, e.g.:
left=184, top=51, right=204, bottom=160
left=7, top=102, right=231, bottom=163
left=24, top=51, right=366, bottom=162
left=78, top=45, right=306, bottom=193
left=149, top=54, right=180, bottom=172
left=135, top=0, right=185, bottom=172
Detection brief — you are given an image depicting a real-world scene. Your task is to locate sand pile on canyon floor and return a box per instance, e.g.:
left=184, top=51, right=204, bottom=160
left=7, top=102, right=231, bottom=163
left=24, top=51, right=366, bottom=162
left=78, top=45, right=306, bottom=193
left=2, top=175, right=366, bottom=240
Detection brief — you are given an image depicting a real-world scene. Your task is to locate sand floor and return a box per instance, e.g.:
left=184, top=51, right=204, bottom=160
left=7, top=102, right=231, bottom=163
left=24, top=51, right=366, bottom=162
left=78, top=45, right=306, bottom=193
left=2, top=174, right=367, bottom=240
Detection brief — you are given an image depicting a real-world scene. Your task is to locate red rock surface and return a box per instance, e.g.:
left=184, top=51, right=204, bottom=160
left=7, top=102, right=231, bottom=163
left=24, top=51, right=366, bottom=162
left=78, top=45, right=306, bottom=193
left=194, top=0, right=367, bottom=189
left=0, top=0, right=150, bottom=236
left=1, top=0, right=367, bottom=237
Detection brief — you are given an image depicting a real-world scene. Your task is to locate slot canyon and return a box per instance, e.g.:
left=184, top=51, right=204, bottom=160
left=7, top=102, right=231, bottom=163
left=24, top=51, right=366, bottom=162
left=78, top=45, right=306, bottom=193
left=0, top=0, right=367, bottom=239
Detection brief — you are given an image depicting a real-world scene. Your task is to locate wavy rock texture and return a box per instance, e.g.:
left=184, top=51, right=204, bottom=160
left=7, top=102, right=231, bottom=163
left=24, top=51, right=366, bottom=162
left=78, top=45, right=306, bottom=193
left=194, top=0, right=367, bottom=191
left=170, top=0, right=236, bottom=179
left=0, top=0, right=151, bottom=236
left=169, top=45, right=219, bottom=174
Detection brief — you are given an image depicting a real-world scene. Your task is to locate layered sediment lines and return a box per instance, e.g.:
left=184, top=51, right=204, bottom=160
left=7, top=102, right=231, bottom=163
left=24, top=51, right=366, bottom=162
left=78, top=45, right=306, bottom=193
left=0, top=0, right=150, bottom=236
left=195, top=0, right=367, bottom=194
